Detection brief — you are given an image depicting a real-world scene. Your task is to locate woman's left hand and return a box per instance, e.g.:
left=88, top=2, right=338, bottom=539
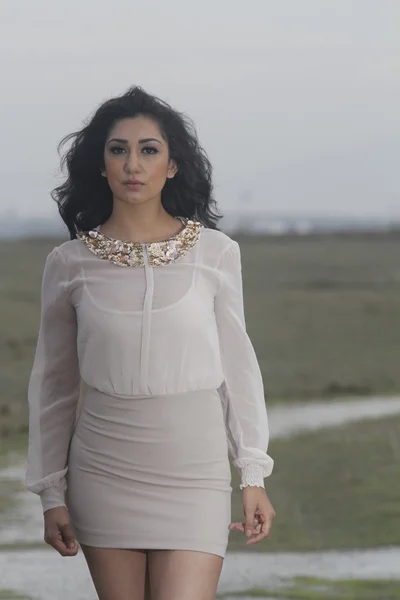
left=229, top=487, right=276, bottom=544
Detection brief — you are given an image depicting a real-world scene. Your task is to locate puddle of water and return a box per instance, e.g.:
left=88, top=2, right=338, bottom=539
left=0, top=463, right=44, bottom=544
left=267, top=395, right=400, bottom=439
left=0, top=550, right=97, bottom=600
left=221, top=547, right=400, bottom=591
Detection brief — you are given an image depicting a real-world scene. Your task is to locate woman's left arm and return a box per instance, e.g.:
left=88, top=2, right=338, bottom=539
left=214, top=239, right=276, bottom=543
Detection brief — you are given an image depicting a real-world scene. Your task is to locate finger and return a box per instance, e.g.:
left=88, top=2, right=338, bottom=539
left=247, top=519, right=272, bottom=544
left=261, top=517, right=273, bottom=537
left=59, top=523, right=77, bottom=550
left=48, top=533, right=78, bottom=556
left=247, top=530, right=267, bottom=544
left=244, top=512, right=256, bottom=537
left=46, top=526, right=78, bottom=556
left=230, top=520, right=260, bottom=534
left=230, top=522, right=259, bottom=535
left=228, top=522, right=245, bottom=532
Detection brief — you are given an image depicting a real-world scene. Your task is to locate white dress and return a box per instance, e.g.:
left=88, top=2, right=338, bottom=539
left=24, top=217, right=274, bottom=558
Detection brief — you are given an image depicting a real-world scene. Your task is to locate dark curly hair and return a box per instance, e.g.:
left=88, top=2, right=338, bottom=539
left=51, top=85, right=223, bottom=240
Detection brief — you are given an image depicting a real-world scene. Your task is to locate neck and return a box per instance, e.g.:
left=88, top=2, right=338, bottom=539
left=99, top=203, right=184, bottom=243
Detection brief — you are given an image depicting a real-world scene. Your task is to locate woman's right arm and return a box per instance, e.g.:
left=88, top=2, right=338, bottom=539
left=25, top=246, right=81, bottom=514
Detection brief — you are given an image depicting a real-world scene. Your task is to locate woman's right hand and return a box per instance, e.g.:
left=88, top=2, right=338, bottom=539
left=44, top=506, right=79, bottom=556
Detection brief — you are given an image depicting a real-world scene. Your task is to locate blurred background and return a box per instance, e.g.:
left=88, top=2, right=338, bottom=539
left=1, top=1, right=400, bottom=598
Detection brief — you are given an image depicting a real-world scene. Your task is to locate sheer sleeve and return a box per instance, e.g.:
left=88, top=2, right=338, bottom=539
left=25, top=246, right=81, bottom=513
left=215, top=240, right=274, bottom=489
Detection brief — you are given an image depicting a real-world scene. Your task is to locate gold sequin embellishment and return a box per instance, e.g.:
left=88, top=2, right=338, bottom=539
left=76, top=217, right=203, bottom=267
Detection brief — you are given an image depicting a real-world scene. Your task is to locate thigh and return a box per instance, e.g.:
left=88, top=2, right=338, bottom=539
left=80, top=543, right=148, bottom=600
left=148, top=549, right=224, bottom=600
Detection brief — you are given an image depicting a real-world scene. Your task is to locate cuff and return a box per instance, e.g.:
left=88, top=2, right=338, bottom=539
left=39, top=486, right=67, bottom=513
left=239, top=464, right=266, bottom=490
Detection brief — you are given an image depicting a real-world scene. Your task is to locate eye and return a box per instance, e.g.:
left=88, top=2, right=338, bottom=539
left=142, top=146, right=158, bottom=155
left=109, top=146, right=126, bottom=155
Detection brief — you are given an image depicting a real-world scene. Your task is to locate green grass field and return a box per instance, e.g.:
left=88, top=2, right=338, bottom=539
left=236, top=231, right=400, bottom=400
left=0, top=591, right=32, bottom=600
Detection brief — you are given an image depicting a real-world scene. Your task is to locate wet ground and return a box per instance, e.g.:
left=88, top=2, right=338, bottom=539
left=2, top=544, right=400, bottom=599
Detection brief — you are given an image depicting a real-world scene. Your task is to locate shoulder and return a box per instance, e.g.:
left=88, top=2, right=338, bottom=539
left=47, top=239, right=81, bottom=263
left=43, top=239, right=81, bottom=279
left=57, top=239, right=82, bottom=256
left=45, top=239, right=81, bottom=257
left=200, top=227, right=239, bottom=255
left=197, top=227, right=241, bottom=275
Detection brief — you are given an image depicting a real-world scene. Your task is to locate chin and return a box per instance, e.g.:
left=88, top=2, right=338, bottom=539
left=123, top=194, right=150, bottom=205
left=114, top=188, right=144, bottom=200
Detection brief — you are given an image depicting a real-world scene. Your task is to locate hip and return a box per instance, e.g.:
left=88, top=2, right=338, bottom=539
left=68, top=386, right=231, bottom=487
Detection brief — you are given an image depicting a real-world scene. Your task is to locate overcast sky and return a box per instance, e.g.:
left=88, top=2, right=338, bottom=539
left=1, top=0, right=399, bottom=220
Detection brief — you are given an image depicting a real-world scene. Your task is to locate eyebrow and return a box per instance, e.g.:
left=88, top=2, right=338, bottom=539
left=107, top=137, right=162, bottom=145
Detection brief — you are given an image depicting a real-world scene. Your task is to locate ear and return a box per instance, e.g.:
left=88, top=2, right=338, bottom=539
left=101, top=168, right=107, bottom=177
left=166, top=159, right=178, bottom=179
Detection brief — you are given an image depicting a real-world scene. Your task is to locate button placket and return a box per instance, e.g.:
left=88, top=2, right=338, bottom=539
left=139, top=244, right=154, bottom=393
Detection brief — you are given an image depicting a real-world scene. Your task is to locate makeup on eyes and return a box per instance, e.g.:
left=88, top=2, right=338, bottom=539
left=109, top=146, right=159, bottom=155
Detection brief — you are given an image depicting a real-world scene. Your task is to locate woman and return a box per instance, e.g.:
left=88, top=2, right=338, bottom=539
left=25, top=85, right=276, bottom=600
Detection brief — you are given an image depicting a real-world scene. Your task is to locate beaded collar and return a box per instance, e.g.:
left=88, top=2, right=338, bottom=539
left=76, top=216, right=203, bottom=267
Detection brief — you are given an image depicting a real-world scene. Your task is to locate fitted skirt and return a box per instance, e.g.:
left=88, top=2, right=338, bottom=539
left=65, top=386, right=232, bottom=558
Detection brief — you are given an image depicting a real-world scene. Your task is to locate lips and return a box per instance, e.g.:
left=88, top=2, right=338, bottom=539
left=124, top=180, right=143, bottom=185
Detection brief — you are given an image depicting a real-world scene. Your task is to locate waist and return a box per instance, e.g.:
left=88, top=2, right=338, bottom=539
left=73, top=385, right=224, bottom=439
left=83, top=384, right=221, bottom=401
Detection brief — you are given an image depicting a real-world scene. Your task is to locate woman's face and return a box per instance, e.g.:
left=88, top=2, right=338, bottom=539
left=102, top=115, right=177, bottom=206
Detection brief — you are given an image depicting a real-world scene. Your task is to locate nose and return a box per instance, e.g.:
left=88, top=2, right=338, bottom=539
left=124, top=150, right=142, bottom=174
